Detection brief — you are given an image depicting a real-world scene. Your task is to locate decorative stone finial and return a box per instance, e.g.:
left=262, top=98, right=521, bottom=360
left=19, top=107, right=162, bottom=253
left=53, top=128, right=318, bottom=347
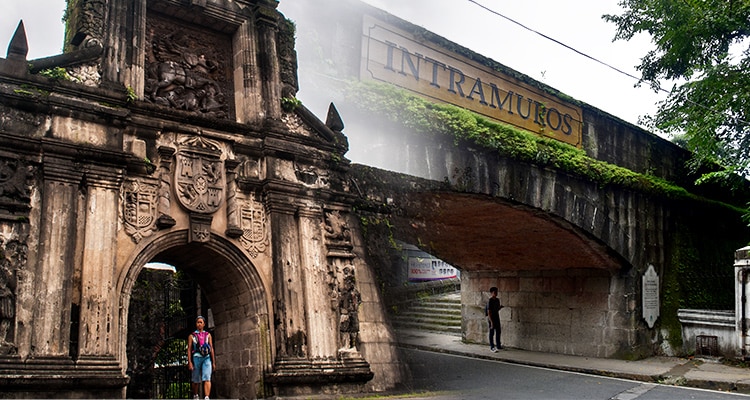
left=7, top=20, right=28, bottom=61
left=326, top=103, right=344, bottom=132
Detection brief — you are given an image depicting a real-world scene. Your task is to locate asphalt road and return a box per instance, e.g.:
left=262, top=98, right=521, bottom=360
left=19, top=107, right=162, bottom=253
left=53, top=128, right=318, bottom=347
left=399, top=348, right=750, bottom=400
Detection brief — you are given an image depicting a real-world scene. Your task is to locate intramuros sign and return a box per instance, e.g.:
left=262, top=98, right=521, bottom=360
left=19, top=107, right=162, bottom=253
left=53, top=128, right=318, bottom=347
left=361, top=15, right=583, bottom=147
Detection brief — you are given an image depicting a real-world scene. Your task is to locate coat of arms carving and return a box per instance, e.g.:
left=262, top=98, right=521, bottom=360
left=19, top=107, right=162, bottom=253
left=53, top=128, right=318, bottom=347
left=239, top=196, right=268, bottom=258
left=121, top=179, right=158, bottom=243
left=175, top=150, right=224, bottom=214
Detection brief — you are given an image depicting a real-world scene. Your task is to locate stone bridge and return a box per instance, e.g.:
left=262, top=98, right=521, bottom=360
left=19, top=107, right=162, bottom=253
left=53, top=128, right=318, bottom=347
left=0, top=0, right=747, bottom=399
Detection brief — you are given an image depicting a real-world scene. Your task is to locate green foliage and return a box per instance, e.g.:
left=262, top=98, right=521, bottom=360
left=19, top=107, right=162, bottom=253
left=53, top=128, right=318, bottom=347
left=164, top=382, right=191, bottom=400
left=13, top=88, right=35, bottom=97
left=604, top=0, right=750, bottom=182
left=281, top=96, right=301, bottom=112
left=126, top=86, right=137, bottom=104
left=38, top=67, right=70, bottom=81
left=154, top=337, right=188, bottom=367
left=347, top=81, right=698, bottom=200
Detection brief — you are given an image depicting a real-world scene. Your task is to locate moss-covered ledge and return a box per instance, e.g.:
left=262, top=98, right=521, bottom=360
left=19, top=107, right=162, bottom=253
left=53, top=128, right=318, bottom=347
left=345, top=81, right=747, bottom=214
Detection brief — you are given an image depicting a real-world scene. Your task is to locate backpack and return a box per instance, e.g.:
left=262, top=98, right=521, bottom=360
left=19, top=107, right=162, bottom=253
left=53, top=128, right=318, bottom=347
left=192, top=330, right=211, bottom=356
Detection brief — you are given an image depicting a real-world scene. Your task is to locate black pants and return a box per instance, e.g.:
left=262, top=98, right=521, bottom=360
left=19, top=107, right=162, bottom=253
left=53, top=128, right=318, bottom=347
left=489, top=320, right=501, bottom=348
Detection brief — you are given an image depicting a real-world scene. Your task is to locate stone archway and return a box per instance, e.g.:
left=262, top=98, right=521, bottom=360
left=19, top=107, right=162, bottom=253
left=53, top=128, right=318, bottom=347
left=118, top=230, right=272, bottom=399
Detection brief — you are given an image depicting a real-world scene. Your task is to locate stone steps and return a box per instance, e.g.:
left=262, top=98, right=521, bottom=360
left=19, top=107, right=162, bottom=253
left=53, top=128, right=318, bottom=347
left=391, top=292, right=462, bottom=336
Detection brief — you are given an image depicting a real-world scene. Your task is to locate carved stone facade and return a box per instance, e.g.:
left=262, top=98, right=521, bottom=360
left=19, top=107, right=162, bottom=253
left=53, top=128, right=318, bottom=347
left=0, top=0, right=397, bottom=398
left=145, top=14, right=231, bottom=118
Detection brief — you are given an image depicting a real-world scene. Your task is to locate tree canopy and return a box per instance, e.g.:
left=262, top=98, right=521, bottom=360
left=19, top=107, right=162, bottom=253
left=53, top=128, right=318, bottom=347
left=604, top=0, right=750, bottom=185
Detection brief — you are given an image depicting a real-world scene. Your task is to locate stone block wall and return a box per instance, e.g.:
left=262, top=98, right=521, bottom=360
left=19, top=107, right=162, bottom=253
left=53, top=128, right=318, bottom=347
left=463, top=268, right=634, bottom=358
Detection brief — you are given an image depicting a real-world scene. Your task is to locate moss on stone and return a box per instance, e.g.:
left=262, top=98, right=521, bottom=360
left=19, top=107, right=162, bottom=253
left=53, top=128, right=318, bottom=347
left=346, top=81, right=746, bottom=214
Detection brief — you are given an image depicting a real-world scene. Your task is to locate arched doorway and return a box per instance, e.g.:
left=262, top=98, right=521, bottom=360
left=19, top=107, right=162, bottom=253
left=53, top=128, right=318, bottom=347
left=118, top=231, right=272, bottom=399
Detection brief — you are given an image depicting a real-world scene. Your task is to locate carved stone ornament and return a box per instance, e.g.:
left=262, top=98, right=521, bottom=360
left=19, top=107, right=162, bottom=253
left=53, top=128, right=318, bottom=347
left=175, top=137, right=224, bottom=214
left=338, top=265, right=361, bottom=351
left=239, top=195, right=269, bottom=258
left=144, top=14, right=231, bottom=118
left=0, top=159, right=32, bottom=213
left=189, top=213, right=213, bottom=243
left=0, top=238, right=28, bottom=353
left=324, top=210, right=351, bottom=244
left=120, top=179, right=159, bottom=243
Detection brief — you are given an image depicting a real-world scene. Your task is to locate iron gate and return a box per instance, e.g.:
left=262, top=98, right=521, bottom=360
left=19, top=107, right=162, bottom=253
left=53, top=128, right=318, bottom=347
left=152, top=275, right=197, bottom=399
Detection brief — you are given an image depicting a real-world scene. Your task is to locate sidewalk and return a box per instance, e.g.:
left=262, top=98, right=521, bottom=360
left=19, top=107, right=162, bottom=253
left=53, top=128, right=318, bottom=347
left=396, top=328, right=750, bottom=394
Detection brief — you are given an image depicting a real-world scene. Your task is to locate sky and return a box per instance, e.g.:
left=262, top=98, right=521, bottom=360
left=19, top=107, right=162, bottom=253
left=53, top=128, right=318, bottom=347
left=0, top=0, right=669, bottom=133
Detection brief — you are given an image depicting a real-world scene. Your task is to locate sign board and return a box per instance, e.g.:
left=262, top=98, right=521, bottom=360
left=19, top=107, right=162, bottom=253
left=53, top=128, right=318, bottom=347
left=407, top=256, right=457, bottom=282
left=361, top=15, right=583, bottom=147
left=642, top=264, right=659, bottom=328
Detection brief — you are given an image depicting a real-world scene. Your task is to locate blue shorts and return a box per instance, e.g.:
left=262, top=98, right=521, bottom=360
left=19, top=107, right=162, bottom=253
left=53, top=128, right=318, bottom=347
left=192, top=353, right=212, bottom=382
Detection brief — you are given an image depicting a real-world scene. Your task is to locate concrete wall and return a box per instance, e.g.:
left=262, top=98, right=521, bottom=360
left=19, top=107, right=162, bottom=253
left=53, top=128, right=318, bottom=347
left=678, top=309, right=736, bottom=358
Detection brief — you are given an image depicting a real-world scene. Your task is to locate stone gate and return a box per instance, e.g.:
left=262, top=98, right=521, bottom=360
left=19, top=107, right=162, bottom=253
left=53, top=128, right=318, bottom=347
left=0, top=0, right=401, bottom=398
left=2, top=0, right=750, bottom=398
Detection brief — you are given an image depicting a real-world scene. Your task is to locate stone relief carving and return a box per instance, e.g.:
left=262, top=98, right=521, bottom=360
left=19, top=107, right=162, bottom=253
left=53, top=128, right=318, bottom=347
left=238, top=195, right=269, bottom=258
left=120, top=179, right=159, bottom=243
left=0, top=159, right=31, bottom=205
left=324, top=210, right=351, bottom=244
left=338, top=265, right=361, bottom=351
left=294, top=163, right=329, bottom=188
left=0, top=238, right=27, bottom=352
left=66, top=63, right=101, bottom=87
left=156, top=146, right=176, bottom=229
left=144, top=16, right=230, bottom=118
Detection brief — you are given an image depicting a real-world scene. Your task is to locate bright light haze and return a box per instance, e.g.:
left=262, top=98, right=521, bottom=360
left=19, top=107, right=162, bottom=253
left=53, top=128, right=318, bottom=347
left=1, top=0, right=669, bottom=136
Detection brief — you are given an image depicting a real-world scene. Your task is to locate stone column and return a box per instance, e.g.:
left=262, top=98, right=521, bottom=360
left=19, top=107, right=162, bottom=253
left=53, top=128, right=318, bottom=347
left=77, top=165, right=123, bottom=358
left=30, top=158, right=81, bottom=357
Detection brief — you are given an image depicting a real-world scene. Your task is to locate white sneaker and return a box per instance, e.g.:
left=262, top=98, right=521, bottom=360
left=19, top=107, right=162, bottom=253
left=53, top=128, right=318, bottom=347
left=490, top=347, right=497, bottom=353
left=193, top=395, right=199, bottom=400
left=204, top=397, right=210, bottom=400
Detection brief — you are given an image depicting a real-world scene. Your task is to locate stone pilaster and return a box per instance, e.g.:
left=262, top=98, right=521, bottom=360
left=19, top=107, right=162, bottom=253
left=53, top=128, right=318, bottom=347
left=254, top=2, right=282, bottom=120
left=77, top=165, right=123, bottom=358
left=268, top=194, right=307, bottom=358
left=297, top=206, right=338, bottom=359
left=100, top=0, right=147, bottom=90
left=233, top=19, right=263, bottom=124
left=30, top=158, right=81, bottom=357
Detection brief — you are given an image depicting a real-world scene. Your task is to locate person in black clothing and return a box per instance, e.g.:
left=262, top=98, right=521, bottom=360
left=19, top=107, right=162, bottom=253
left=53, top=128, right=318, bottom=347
left=487, top=287, right=503, bottom=352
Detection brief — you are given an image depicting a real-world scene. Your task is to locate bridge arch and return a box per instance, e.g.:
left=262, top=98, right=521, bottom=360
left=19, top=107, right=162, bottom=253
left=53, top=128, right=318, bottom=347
left=117, top=230, right=272, bottom=398
left=353, top=158, right=676, bottom=357
left=386, top=191, right=636, bottom=357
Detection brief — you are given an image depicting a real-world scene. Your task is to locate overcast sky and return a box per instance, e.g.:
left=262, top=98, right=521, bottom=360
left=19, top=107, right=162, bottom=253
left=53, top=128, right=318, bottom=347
left=1, top=0, right=668, bottom=133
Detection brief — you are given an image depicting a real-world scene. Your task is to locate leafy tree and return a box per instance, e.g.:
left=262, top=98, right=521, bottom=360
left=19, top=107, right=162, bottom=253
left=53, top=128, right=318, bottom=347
left=604, top=0, right=750, bottom=185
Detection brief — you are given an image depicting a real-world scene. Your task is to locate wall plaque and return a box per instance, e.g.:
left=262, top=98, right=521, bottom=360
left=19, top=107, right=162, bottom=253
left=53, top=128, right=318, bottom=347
left=642, top=264, right=659, bottom=328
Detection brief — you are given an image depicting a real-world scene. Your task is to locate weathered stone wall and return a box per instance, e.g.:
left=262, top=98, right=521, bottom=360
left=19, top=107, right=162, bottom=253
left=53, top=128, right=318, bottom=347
left=0, top=1, right=406, bottom=398
left=462, top=269, right=634, bottom=358
left=350, top=151, right=748, bottom=359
